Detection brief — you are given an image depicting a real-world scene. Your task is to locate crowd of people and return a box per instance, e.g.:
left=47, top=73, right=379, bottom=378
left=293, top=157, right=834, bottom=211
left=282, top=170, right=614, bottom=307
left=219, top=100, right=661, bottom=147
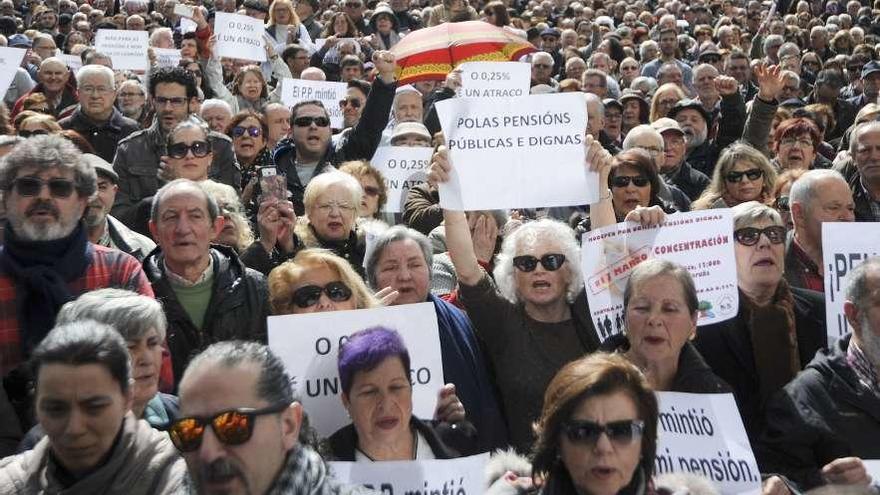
left=0, top=0, right=877, bottom=493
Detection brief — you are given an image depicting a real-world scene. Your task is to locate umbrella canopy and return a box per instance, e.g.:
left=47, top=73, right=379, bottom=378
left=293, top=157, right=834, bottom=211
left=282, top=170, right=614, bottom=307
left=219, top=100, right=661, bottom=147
left=391, top=21, right=536, bottom=84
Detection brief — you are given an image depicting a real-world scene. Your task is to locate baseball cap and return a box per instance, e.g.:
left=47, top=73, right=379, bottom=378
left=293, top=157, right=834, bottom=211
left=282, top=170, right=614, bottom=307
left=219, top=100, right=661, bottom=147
left=652, top=117, right=685, bottom=136
left=8, top=33, right=31, bottom=48
left=82, top=154, right=118, bottom=183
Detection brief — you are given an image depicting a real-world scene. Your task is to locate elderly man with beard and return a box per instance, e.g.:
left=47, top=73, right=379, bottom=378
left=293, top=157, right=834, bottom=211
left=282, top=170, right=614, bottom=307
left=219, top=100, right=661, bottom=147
left=651, top=118, right=710, bottom=201
left=0, top=136, right=153, bottom=421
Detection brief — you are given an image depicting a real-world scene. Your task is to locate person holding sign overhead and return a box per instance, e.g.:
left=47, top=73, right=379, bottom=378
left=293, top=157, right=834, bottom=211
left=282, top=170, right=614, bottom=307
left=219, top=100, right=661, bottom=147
left=203, top=36, right=292, bottom=115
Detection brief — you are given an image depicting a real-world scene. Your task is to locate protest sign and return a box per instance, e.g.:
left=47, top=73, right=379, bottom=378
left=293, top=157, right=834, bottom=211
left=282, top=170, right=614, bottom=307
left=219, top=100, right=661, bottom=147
left=866, top=460, right=880, bottom=483
left=173, top=2, right=194, bottom=18
left=370, top=146, right=433, bottom=214
left=581, top=210, right=738, bottom=341
left=280, top=78, right=347, bottom=128
left=57, top=53, right=83, bottom=74
left=330, top=453, right=489, bottom=494
left=268, top=303, right=443, bottom=437
left=821, top=222, right=880, bottom=342
left=154, top=48, right=182, bottom=68
left=180, top=17, right=198, bottom=34
left=435, top=93, right=595, bottom=210
left=95, top=30, right=148, bottom=71
left=0, top=47, right=26, bottom=98
left=214, top=12, right=266, bottom=62
left=459, top=61, right=531, bottom=98
left=655, top=392, right=761, bottom=495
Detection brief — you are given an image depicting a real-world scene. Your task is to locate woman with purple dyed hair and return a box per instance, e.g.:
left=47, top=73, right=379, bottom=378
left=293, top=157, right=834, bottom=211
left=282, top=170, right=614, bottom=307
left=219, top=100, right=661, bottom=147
left=326, top=326, right=477, bottom=461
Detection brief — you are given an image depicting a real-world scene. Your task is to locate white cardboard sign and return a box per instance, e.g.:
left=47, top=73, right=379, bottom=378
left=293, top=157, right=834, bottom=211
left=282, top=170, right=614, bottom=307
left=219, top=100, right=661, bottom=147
left=95, top=29, right=149, bottom=71
left=214, top=12, right=266, bottom=62
left=821, top=222, right=880, bottom=342
left=154, top=48, right=182, bottom=68
left=581, top=210, right=738, bottom=342
left=57, top=53, right=83, bottom=74
left=0, top=47, right=26, bottom=98
left=370, top=146, right=432, bottom=214
left=655, top=392, right=762, bottom=495
left=280, top=77, right=347, bottom=129
left=865, top=460, right=880, bottom=484
left=459, top=61, right=531, bottom=98
left=329, top=453, right=489, bottom=494
left=267, top=303, right=444, bottom=437
left=436, top=93, right=595, bottom=210
left=180, top=17, right=198, bottom=34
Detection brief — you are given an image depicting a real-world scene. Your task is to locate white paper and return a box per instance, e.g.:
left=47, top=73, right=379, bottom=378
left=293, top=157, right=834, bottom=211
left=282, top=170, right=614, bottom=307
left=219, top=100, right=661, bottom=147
left=821, top=222, right=880, bottom=342
left=459, top=61, right=530, bottom=98
left=279, top=77, right=347, bottom=128
left=154, top=48, right=182, bottom=68
left=0, top=47, right=26, bottom=98
left=180, top=17, right=198, bottom=34
left=436, top=93, right=595, bottom=210
left=655, top=392, right=762, bottom=495
left=581, top=210, right=738, bottom=342
left=865, top=460, right=880, bottom=483
left=95, top=29, right=149, bottom=71
left=57, top=53, right=83, bottom=74
left=267, top=303, right=444, bottom=437
left=370, top=146, right=432, bottom=214
left=329, top=453, right=489, bottom=493
left=173, top=2, right=194, bottom=18
left=214, top=12, right=267, bottom=62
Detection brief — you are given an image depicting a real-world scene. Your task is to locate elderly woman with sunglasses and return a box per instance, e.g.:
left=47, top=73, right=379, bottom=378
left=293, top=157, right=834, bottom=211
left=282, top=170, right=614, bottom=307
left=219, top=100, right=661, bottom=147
left=692, top=142, right=778, bottom=210
left=694, top=201, right=826, bottom=443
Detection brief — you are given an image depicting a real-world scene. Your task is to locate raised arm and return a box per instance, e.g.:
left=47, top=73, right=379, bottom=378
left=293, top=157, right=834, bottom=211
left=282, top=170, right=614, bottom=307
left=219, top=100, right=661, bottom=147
left=742, top=63, right=784, bottom=156
left=582, top=135, right=616, bottom=230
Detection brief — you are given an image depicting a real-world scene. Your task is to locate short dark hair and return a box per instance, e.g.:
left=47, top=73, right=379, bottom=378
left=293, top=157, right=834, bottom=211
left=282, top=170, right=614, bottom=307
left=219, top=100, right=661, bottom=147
left=184, top=341, right=294, bottom=405
left=226, top=109, right=269, bottom=140
left=347, top=78, right=371, bottom=97
left=337, top=327, right=411, bottom=396
left=148, top=66, right=198, bottom=99
left=290, top=99, right=329, bottom=123
left=340, top=54, right=363, bottom=70
left=32, top=320, right=131, bottom=395
left=281, top=44, right=307, bottom=64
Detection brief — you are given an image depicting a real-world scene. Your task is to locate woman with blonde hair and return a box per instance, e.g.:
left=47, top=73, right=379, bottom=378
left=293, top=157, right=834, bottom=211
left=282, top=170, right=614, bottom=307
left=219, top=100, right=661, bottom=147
left=17, top=113, right=62, bottom=137
left=692, top=142, right=777, bottom=210
left=649, top=83, right=685, bottom=123
left=267, top=0, right=311, bottom=48
left=339, top=160, right=388, bottom=220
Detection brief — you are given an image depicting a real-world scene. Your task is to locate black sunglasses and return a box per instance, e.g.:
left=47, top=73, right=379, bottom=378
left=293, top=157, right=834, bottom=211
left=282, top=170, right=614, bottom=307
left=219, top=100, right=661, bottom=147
left=339, top=98, right=362, bottom=109
left=167, top=402, right=290, bottom=452
left=18, top=129, right=49, bottom=138
left=232, top=126, right=262, bottom=138
left=700, top=55, right=721, bottom=63
left=611, top=175, right=650, bottom=188
left=512, top=253, right=566, bottom=272
left=293, top=116, right=331, bottom=127
left=563, top=419, right=645, bottom=446
left=292, top=281, right=353, bottom=308
left=774, top=195, right=790, bottom=212
left=725, top=168, right=763, bottom=183
left=168, top=140, right=212, bottom=159
left=11, top=176, right=75, bottom=198
left=733, top=225, right=787, bottom=246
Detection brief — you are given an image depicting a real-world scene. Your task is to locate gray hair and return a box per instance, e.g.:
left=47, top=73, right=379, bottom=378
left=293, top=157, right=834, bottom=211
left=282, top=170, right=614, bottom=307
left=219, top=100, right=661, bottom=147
left=630, top=76, right=658, bottom=95
left=57, top=288, right=168, bottom=342
left=365, top=225, right=433, bottom=290
left=0, top=134, right=95, bottom=198
left=118, top=79, right=145, bottom=96
left=302, top=169, right=363, bottom=213
left=732, top=200, right=782, bottom=230
left=149, top=27, right=173, bottom=46
left=639, top=40, right=658, bottom=59
left=494, top=218, right=582, bottom=304
left=763, top=34, right=784, bottom=52
left=849, top=120, right=880, bottom=158
left=623, top=259, right=698, bottom=315
left=200, top=98, right=233, bottom=116
left=789, top=169, right=848, bottom=210
left=150, top=178, right=220, bottom=224
left=531, top=51, right=554, bottom=65
left=844, top=257, right=880, bottom=315
left=778, top=42, right=801, bottom=60
left=622, top=124, right=664, bottom=151
left=166, top=115, right=211, bottom=148
left=781, top=70, right=800, bottom=87
left=75, top=64, right=116, bottom=89
left=584, top=92, right=605, bottom=117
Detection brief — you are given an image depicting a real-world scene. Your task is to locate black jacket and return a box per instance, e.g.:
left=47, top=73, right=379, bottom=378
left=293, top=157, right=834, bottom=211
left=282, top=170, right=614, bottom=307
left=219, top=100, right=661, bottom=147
left=58, top=107, right=140, bottom=163
left=693, top=287, right=826, bottom=443
left=143, top=245, right=270, bottom=385
left=847, top=169, right=880, bottom=222
left=326, top=416, right=477, bottom=460
left=756, top=334, right=880, bottom=491
left=663, top=160, right=710, bottom=202
left=687, top=92, right=747, bottom=178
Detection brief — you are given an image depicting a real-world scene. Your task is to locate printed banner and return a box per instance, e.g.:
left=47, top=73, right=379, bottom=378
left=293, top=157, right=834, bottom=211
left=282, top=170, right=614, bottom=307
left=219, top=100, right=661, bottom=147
left=435, top=93, right=595, bottom=210
left=581, top=210, right=738, bottom=342
left=280, top=78, right=347, bottom=129
left=214, top=12, right=266, bottom=62
left=655, top=392, right=761, bottom=495
left=459, top=61, right=530, bottom=98
left=267, top=303, right=443, bottom=437
left=370, top=146, right=432, bottom=214
left=330, top=453, right=489, bottom=494
left=95, top=29, right=149, bottom=71
left=821, top=222, right=880, bottom=342
left=0, top=47, right=26, bottom=97
left=154, top=48, right=182, bottom=68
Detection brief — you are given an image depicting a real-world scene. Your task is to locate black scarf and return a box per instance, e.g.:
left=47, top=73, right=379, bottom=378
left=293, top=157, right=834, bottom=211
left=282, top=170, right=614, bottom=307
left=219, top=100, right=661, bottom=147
left=0, top=221, right=90, bottom=354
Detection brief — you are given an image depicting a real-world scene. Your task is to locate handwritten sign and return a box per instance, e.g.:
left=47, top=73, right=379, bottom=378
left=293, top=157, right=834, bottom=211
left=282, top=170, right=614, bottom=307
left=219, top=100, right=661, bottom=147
left=822, top=222, right=880, bottom=342
left=267, top=303, right=443, bottom=437
left=57, top=53, right=83, bottom=74
left=459, top=61, right=530, bottom=98
left=436, top=93, right=595, bottom=210
left=280, top=78, right=347, bottom=128
left=154, top=48, right=182, bottom=68
left=582, top=210, right=738, bottom=342
left=370, top=146, right=432, bottom=214
left=655, top=392, right=761, bottom=495
left=95, top=30, right=149, bottom=71
left=214, top=12, right=266, bottom=62
left=180, top=17, right=198, bottom=34
left=866, top=460, right=880, bottom=484
left=0, top=47, right=26, bottom=98
left=330, top=453, right=489, bottom=494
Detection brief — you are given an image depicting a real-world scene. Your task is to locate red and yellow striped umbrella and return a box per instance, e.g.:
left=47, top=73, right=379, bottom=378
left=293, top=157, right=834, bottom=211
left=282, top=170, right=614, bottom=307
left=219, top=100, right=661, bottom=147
left=391, top=21, right=536, bottom=84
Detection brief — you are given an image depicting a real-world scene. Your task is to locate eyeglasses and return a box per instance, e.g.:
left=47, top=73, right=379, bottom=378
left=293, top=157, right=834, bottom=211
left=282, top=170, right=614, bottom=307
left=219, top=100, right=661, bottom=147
left=232, top=126, right=262, bottom=138
left=154, top=96, right=188, bottom=107
left=733, top=225, right=787, bottom=246
left=725, top=168, right=763, bottom=183
left=18, top=129, right=49, bottom=138
left=363, top=185, right=380, bottom=197
left=611, top=175, right=650, bottom=188
left=316, top=201, right=356, bottom=214
left=774, top=195, right=790, bottom=212
left=293, top=116, right=331, bottom=127
left=118, top=91, right=144, bottom=98
left=11, top=176, right=75, bottom=198
left=339, top=98, right=362, bottom=109
left=167, top=402, right=290, bottom=452
left=291, top=281, right=353, bottom=308
left=512, top=253, right=566, bottom=272
left=779, top=137, right=813, bottom=148
left=168, top=140, right=212, bottom=159
left=562, top=419, right=645, bottom=446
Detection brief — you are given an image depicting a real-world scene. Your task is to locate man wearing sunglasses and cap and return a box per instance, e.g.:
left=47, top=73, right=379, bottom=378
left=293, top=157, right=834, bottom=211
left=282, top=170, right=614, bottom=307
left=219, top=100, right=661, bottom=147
left=172, top=341, right=374, bottom=495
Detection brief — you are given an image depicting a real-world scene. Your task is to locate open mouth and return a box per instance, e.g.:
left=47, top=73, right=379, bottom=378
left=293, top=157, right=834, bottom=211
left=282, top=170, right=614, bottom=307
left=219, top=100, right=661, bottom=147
left=376, top=417, right=399, bottom=430
left=532, top=280, right=551, bottom=288
left=643, top=335, right=666, bottom=345
left=590, top=466, right=615, bottom=479
left=754, top=258, right=775, bottom=267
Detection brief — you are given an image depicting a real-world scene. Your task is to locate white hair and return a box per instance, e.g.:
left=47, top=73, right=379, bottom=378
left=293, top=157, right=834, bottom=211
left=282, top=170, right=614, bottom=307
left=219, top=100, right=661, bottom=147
left=75, top=64, right=116, bottom=88
left=200, top=98, right=233, bottom=116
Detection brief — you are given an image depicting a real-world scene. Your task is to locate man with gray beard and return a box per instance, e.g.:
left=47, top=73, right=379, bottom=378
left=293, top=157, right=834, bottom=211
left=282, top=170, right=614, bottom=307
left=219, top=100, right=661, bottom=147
left=757, top=257, right=880, bottom=492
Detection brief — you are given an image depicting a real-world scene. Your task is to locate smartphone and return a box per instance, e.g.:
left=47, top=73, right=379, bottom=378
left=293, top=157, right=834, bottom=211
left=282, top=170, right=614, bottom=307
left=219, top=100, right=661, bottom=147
left=174, top=3, right=194, bottom=18
left=259, top=167, right=288, bottom=202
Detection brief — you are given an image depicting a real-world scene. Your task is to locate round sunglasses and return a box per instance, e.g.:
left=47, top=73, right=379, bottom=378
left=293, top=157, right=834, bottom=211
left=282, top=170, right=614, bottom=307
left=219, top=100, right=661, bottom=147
left=292, top=281, right=353, bottom=308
